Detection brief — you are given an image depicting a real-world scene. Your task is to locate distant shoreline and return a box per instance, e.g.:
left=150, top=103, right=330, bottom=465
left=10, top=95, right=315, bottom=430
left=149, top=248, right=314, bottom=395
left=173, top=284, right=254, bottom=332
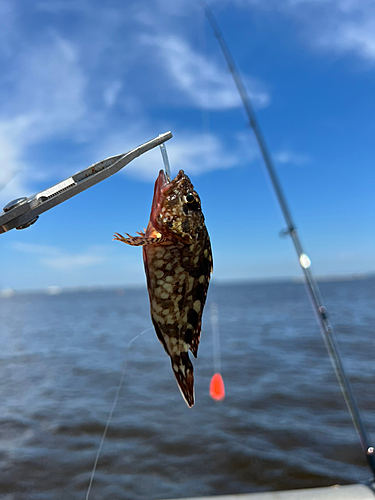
left=1, top=272, right=374, bottom=297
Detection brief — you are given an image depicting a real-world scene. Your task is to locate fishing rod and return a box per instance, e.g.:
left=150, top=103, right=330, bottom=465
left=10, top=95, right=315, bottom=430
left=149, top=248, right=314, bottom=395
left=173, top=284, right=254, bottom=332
left=202, top=2, right=375, bottom=480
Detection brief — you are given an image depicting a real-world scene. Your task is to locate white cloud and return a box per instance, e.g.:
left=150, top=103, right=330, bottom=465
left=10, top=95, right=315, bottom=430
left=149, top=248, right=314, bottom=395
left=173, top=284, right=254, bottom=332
left=96, top=126, right=258, bottom=181
left=314, top=1, right=375, bottom=62
left=43, top=253, right=105, bottom=270
left=0, top=1, right=268, bottom=206
left=12, top=242, right=58, bottom=256
left=0, top=134, right=29, bottom=205
left=0, top=0, right=16, bottom=57
left=274, top=150, right=309, bottom=165
left=227, top=0, right=375, bottom=62
left=0, top=2, right=271, bottom=207
left=11, top=33, right=87, bottom=136
left=0, top=135, right=22, bottom=184
left=165, top=133, right=239, bottom=175
left=318, top=17, right=375, bottom=60
left=0, top=28, right=90, bottom=205
left=154, top=0, right=196, bottom=17
left=103, top=80, right=123, bottom=107
left=141, top=34, right=269, bottom=110
left=13, top=242, right=106, bottom=270
left=36, top=0, right=89, bottom=12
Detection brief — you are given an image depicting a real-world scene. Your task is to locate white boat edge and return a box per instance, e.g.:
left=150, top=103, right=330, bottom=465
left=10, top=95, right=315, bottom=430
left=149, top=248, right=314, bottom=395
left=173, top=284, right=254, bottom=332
left=158, top=483, right=375, bottom=500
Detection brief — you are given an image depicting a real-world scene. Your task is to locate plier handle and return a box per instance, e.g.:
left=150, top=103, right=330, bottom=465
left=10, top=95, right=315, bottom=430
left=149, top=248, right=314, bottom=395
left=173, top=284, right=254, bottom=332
left=0, top=132, right=172, bottom=234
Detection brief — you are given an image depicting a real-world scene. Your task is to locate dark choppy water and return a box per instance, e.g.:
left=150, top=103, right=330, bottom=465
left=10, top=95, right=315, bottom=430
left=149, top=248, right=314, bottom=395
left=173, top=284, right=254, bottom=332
left=0, top=278, right=375, bottom=500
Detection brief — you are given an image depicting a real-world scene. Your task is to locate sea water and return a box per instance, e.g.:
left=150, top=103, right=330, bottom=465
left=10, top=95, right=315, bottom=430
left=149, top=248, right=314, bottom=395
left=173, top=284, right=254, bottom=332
left=0, top=278, right=374, bottom=499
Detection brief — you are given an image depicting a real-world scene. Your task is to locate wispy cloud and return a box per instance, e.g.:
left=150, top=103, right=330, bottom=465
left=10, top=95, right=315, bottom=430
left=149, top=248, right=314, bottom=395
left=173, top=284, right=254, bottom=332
left=103, top=80, right=123, bottom=108
left=13, top=242, right=106, bottom=270
left=0, top=0, right=272, bottom=203
left=0, top=0, right=16, bottom=57
left=36, top=0, right=90, bottom=13
left=229, top=0, right=375, bottom=63
left=141, top=34, right=269, bottom=110
left=317, top=16, right=375, bottom=61
left=3, top=32, right=86, bottom=139
left=43, top=253, right=105, bottom=271
left=96, top=127, right=258, bottom=181
left=0, top=2, right=143, bottom=203
left=274, top=150, right=310, bottom=165
left=162, top=133, right=244, bottom=175
left=12, top=242, right=60, bottom=256
left=0, top=29, right=89, bottom=204
left=0, top=134, right=34, bottom=208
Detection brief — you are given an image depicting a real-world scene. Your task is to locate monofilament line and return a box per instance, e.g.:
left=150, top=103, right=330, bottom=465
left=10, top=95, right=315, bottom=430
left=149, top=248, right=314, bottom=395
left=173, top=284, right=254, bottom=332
left=160, top=143, right=171, bottom=182
left=210, top=303, right=221, bottom=374
left=0, top=167, right=22, bottom=194
left=85, top=326, right=153, bottom=500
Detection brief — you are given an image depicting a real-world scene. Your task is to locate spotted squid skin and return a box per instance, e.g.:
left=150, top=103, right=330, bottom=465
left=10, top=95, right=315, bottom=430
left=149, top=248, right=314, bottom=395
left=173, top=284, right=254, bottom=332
left=114, top=169, right=212, bottom=407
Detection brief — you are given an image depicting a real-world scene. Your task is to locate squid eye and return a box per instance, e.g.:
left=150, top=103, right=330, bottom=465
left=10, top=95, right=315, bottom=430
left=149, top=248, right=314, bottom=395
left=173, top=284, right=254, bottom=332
left=186, top=193, right=195, bottom=203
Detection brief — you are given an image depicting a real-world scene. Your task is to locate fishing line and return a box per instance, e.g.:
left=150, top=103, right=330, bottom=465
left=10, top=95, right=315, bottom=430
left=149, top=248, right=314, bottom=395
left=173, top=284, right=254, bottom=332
left=209, top=303, right=225, bottom=401
left=0, top=167, right=22, bottom=195
left=202, top=2, right=375, bottom=480
left=159, top=144, right=171, bottom=182
left=85, top=326, right=153, bottom=500
left=210, top=303, right=221, bottom=374
left=88, top=143, right=174, bottom=497
left=198, top=7, right=225, bottom=401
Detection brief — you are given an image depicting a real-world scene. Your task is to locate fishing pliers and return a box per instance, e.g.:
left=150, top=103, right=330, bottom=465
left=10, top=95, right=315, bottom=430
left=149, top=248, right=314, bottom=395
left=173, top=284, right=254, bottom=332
left=0, top=132, right=172, bottom=234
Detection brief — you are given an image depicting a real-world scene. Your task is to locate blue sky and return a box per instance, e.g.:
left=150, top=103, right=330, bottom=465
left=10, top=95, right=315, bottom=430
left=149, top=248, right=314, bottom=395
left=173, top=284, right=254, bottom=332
left=0, top=0, right=374, bottom=291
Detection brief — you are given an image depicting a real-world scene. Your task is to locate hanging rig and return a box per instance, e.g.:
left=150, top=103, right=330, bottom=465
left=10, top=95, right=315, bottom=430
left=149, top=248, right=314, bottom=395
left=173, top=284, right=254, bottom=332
left=202, top=1, right=375, bottom=482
